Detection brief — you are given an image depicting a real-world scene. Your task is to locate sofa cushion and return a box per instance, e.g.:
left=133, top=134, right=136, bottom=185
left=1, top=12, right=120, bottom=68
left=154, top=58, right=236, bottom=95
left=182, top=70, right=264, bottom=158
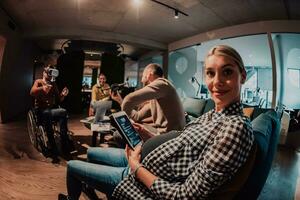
left=203, top=98, right=215, bottom=114
left=235, top=110, right=280, bottom=199
left=251, top=112, right=273, bottom=161
left=182, top=97, right=206, bottom=118
left=252, top=108, right=273, bottom=120
left=212, top=144, right=257, bottom=200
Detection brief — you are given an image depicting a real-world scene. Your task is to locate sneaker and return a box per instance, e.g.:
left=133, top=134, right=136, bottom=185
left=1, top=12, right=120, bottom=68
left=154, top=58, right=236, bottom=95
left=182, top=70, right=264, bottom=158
left=61, top=151, right=73, bottom=161
left=82, top=185, right=100, bottom=200
left=58, top=193, right=69, bottom=200
left=67, top=139, right=76, bottom=152
left=52, top=156, right=60, bottom=164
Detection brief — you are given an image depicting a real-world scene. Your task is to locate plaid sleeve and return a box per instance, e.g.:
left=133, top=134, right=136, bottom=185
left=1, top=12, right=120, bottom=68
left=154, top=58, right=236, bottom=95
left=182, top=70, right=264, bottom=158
left=149, top=117, right=253, bottom=199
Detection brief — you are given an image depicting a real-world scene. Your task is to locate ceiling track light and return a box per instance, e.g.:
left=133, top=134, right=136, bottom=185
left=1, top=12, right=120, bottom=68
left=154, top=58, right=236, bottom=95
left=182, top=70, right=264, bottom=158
left=174, top=10, right=179, bottom=19
left=150, top=0, right=188, bottom=18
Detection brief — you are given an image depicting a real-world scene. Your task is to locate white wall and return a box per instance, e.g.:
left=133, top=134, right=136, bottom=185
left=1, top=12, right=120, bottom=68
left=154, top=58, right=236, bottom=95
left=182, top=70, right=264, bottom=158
left=169, top=20, right=300, bottom=51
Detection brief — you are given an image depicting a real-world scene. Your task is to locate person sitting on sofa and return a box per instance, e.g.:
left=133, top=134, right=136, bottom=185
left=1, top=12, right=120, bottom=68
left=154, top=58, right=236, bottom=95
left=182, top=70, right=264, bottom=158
left=58, top=45, right=254, bottom=200
left=111, top=63, right=186, bottom=140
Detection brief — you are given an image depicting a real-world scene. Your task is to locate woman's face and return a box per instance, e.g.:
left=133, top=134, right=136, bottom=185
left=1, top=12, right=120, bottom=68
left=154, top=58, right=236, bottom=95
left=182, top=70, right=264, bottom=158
left=205, top=54, right=246, bottom=111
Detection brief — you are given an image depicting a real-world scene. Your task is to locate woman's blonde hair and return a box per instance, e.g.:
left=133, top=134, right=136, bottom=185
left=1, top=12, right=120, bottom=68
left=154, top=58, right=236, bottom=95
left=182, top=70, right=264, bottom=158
left=205, top=45, right=245, bottom=73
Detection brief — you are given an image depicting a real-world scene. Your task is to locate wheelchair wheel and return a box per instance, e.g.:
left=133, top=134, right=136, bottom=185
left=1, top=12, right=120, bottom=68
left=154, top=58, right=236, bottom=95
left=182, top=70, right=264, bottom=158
left=36, top=125, right=51, bottom=156
left=27, top=110, right=38, bottom=148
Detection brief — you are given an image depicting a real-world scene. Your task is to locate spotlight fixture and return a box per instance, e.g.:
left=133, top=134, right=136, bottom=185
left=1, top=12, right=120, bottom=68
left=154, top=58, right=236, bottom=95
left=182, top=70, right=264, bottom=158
left=150, top=0, right=188, bottom=18
left=174, top=10, right=179, bottom=19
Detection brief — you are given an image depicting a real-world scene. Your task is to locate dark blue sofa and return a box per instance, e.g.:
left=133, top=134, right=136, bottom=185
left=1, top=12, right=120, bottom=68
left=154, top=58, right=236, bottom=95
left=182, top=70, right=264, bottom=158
left=181, top=97, right=215, bottom=122
left=234, top=110, right=280, bottom=199
left=142, top=98, right=281, bottom=199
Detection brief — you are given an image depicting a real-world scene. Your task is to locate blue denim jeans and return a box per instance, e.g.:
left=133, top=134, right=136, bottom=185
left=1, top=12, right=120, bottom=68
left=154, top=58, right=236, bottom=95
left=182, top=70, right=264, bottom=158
left=67, top=147, right=129, bottom=199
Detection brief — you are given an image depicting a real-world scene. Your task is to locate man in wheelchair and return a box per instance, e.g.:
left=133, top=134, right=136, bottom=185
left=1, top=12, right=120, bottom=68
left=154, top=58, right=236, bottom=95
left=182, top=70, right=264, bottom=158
left=30, top=65, right=72, bottom=163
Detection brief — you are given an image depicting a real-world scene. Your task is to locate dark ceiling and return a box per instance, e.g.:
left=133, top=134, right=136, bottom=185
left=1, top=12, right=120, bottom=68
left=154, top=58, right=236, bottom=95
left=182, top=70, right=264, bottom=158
left=1, top=0, right=300, bottom=58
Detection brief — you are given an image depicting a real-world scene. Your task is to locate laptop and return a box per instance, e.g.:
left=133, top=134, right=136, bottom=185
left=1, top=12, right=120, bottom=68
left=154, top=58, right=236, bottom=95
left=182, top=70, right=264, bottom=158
left=110, top=111, right=142, bottom=149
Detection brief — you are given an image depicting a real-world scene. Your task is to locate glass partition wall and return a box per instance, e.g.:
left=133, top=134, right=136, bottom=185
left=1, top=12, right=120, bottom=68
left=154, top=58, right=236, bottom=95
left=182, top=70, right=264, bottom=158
left=168, top=34, right=273, bottom=108
left=137, top=55, right=163, bottom=88
left=272, top=33, right=300, bottom=109
left=168, top=46, right=198, bottom=97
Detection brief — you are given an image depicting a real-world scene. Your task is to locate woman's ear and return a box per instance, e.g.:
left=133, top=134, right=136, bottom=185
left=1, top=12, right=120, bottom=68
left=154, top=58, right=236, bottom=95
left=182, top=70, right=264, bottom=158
left=241, top=70, right=246, bottom=84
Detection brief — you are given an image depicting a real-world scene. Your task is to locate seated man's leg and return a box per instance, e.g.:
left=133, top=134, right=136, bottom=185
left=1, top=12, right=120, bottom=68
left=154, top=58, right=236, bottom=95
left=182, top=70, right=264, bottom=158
left=112, top=130, right=126, bottom=148
left=91, top=101, right=111, bottom=122
left=41, top=109, right=59, bottom=157
left=91, top=101, right=101, bottom=122
left=87, top=147, right=128, bottom=167
left=51, top=108, right=68, bottom=135
left=67, top=160, right=129, bottom=199
left=51, top=108, right=72, bottom=152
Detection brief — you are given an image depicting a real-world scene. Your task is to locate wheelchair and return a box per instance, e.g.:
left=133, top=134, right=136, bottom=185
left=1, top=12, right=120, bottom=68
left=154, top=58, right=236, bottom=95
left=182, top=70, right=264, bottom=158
left=27, top=108, right=74, bottom=157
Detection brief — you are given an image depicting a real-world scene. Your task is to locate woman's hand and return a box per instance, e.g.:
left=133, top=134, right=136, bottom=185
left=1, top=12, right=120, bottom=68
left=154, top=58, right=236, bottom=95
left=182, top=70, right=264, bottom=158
left=132, top=122, right=144, bottom=132
left=125, top=144, right=158, bottom=188
left=125, top=144, right=142, bottom=173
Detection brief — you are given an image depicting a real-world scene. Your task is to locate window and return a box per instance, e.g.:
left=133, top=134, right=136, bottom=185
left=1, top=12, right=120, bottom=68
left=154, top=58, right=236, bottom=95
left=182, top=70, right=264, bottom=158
left=124, top=61, right=138, bottom=87
left=198, top=35, right=272, bottom=108
left=272, top=33, right=300, bottom=109
left=288, top=69, right=300, bottom=88
left=138, top=55, right=163, bottom=89
left=168, top=46, right=198, bottom=98
left=168, top=34, right=273, bottom=108
left=82, top=75, right=92, bottom=89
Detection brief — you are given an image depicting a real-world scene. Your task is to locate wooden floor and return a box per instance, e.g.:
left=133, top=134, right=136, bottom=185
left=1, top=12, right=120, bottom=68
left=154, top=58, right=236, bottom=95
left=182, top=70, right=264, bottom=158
left=0, top=114, right=104, bottom=200
left=0, top=114, right=299, bottom=200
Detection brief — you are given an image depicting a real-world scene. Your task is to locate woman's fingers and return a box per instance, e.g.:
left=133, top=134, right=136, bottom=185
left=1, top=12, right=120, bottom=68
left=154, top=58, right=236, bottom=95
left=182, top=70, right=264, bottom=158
left=132, top=123, right=140, bottom=130
left=132, top=122, right=144, bottom=132
left=125, top=145, right=130, bottom=160
left=135, top=145, right=142, bottom=154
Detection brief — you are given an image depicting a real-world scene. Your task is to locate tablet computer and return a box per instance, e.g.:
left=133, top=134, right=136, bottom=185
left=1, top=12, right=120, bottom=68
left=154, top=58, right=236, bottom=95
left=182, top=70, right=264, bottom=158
left=110, top=111, right=142, bottom=149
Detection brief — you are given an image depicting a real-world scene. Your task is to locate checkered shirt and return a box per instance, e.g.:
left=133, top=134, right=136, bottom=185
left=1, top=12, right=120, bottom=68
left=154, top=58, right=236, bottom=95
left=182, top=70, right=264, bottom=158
left=112, top=102, right=254, bottom=200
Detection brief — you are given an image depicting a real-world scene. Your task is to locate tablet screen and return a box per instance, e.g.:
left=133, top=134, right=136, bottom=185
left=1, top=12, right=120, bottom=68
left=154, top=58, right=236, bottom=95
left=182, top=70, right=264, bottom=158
left=113, top=112, right=142, bottom=148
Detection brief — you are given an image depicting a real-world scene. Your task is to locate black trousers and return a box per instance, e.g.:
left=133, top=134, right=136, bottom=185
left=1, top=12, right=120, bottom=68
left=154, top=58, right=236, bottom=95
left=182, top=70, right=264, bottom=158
left=38, top=108, right=69, bottom=156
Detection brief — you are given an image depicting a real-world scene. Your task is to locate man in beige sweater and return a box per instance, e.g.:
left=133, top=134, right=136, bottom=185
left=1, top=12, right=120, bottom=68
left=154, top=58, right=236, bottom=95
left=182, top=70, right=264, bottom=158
left=112, top=63, right=186, bottom=141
